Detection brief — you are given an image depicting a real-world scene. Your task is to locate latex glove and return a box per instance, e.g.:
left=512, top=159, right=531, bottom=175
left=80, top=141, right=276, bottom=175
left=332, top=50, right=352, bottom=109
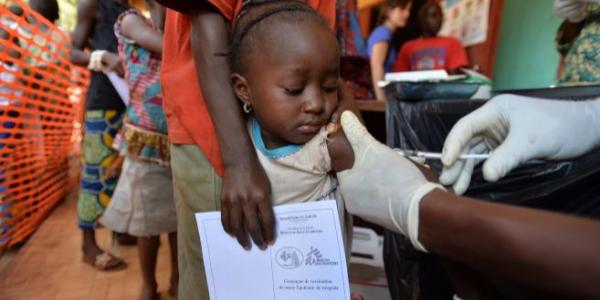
left=439, top=136, right=490, bottom=195
left=440, top=95, right=600, bottom=195
left=553, top=0, right=590, bottom=22
left=337, top=111, right=444, bottom=252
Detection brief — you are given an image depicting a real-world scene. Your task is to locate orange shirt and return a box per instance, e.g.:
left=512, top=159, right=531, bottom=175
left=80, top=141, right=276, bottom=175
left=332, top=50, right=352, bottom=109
left=161, top=0, right=335, bottom=176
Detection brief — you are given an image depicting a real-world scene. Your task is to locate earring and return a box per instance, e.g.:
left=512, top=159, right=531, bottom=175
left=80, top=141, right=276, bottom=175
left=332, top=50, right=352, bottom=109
left=243, top=103, right=253, bottom=114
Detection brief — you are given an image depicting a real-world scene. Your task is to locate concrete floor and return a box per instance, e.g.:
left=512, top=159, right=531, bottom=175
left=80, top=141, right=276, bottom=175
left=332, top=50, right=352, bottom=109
left=0, top=190, right=175, bottom=300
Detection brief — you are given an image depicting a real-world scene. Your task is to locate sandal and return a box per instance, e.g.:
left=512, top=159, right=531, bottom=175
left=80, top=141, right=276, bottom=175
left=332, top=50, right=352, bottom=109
left=83, top=252, right=127, bottom=271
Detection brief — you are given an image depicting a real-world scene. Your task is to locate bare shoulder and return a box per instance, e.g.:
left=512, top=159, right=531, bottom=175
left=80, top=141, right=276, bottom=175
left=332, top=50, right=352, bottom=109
left=327, top=129, right=354, bottom=173
left=120, top=12, right=148, bottom=37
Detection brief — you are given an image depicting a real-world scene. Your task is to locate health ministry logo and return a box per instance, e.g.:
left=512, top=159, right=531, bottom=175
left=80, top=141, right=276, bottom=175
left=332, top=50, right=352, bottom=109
left=276, top=247, right=303, bottom=269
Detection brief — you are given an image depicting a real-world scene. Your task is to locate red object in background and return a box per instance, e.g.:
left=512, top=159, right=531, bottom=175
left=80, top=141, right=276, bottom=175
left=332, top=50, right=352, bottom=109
left=341, top=55, right=375, bottom=100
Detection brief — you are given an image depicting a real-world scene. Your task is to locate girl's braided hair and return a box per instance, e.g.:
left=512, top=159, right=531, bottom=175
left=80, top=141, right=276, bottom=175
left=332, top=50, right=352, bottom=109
left=228, top=0, right=331, bottom=74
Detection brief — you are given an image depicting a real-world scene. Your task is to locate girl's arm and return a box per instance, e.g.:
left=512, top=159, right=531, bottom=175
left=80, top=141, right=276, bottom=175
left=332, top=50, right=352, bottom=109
left=327, top=129, right=354, bottom=172
left=369, top=42, right=389, bottom=101
left=120, top=13, right=163, bottom=55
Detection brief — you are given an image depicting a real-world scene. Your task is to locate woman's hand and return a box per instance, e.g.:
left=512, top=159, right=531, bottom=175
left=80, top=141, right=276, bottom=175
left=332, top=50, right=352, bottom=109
left=440, top=95, right=600, bottom=194
left=101, top=52, right=124, bottom=77
left=338, top=111, right=444, bottom=252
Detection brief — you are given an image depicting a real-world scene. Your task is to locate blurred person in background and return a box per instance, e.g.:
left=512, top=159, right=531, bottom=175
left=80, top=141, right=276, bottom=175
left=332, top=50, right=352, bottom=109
left=98, top=1, right=179, bottom=298
left=392, top=0, right=468, bottom=73
left=70, top=0, right=132, bottom=272
left=367, top=0, right=412, bottom=101
left=554, top=0, right=600, bottom=84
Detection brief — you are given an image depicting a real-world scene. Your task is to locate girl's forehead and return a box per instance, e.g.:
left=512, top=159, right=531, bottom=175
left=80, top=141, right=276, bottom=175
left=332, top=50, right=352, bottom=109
left=256, top=24, right=338, bottom=62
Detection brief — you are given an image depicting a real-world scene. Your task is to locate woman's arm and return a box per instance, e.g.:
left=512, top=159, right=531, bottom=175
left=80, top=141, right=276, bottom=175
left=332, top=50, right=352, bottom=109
left=70, top=0, right=96, bottom=66
left=369, top=42, right=389, bottom=101
left=188, top=4, right=274, bottom=250
left=120, top=13, right=163, bottom=54
left=420, top=189, right=600, bottom=299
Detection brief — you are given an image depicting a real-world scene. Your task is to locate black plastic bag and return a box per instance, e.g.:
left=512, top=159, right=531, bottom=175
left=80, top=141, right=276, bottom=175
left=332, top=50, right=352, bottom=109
left=383, top=95, right=600, bottom=300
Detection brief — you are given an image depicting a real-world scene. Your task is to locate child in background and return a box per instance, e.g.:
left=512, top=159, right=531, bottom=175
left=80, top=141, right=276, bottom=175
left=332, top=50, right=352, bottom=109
left=229, top=1, right=355, bottom=251
left=392, top=1, right=468, bottom=73
left=367, top=0, right=412, bottom=100
left=99, top=1, right=177, bottom=299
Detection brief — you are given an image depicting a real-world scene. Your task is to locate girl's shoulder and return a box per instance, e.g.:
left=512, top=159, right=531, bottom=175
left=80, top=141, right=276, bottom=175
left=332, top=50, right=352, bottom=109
left=373, top=25, right=392, bottom=34
left=114, top=9, right=154, bottom=43
left=368, top=26, right=393, bottom=50
left=369, top=25, right=393, bottom=40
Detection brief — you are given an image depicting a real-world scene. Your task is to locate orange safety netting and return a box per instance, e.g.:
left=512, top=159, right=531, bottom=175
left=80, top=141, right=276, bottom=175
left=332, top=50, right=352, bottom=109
left=0, top=0, right=88, bottom=248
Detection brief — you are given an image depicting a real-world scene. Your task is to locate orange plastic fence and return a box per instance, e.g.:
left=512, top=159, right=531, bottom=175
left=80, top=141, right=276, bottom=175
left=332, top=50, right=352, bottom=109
left=0, top=0, right=88, bottom=248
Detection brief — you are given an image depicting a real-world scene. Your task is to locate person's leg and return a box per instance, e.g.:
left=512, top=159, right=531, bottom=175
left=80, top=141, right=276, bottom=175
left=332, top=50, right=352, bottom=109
left=138, top=236, right=160, bottom=300
left=115, top=232, right=137, bottom=245
left=168, top=231, right=178, bottom=299
left=171, top=144, right=221, bottom=300
left=78, top=110, right=124, bottom=270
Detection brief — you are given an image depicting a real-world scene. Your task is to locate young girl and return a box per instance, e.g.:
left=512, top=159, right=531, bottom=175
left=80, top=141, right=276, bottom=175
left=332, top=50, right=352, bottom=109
left=367, top=0, right=412, bottom=100
left=99, top=1, right=177, bottom=299
left=229, top=0, right=356, bottom=252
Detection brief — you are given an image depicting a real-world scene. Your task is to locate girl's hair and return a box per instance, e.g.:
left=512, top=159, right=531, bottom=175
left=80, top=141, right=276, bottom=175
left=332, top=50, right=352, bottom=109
left=377, top=0, right=412, bottom=25
left=229, top=0, right=331, bottom=75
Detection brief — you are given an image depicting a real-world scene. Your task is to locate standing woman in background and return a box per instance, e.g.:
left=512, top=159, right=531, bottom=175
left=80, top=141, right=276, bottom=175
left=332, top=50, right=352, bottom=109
left=70, top=0, right=130, bottom=271
left=367, top=0, right=412, bottom=101
left=554, top=0, right=600, bottom=84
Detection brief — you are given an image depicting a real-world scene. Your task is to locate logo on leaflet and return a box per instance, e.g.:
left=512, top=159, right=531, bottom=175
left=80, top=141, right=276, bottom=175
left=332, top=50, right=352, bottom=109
left=305, top=246, right=339, bottom=266
left=276, top=247, right=303, bottom=269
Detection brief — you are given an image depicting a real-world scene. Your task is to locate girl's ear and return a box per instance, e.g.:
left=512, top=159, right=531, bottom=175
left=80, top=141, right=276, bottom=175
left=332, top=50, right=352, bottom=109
left=231, top=73, right=251, bottom=105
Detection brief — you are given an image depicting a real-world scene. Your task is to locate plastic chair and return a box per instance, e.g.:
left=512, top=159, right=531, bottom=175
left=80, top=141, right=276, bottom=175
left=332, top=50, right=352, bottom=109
left=350, top=227, right=384, bottom=268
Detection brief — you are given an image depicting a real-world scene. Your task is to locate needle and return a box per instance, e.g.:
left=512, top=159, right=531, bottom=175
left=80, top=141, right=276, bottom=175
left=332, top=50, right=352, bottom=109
left=396, top=149, right=490, bottom=160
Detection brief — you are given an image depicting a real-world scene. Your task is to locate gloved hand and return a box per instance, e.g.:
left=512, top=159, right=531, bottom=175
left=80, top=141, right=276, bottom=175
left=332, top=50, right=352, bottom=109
left=440, top=95, right=600, bottom=195
left=553, top=0, right=600, bottom=22
left=337, top=111, right=444, bottom=252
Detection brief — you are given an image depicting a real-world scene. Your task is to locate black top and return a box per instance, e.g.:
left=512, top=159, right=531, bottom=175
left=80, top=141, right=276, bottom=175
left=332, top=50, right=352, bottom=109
left=86, top=0, right=128, bottom=111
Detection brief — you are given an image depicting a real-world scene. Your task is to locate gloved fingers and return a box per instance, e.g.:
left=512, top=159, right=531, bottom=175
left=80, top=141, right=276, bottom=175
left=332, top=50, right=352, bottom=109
left=452, top=141, right=489, bottom=195
left=440, top=159, right=465, bottom=186
left=442, top=103, right=501, bottom=167
left=482, top=130, right=531, bottom=182
left=340, top=111, right=376, bottom=154
left=440, top=137, right=484, bottom=186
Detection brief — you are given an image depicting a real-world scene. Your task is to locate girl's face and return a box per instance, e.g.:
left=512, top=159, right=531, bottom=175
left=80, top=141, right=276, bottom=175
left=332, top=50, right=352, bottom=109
left=388, top=3, right=412, bottom=28
left=233, top=21, right=340, bottom=149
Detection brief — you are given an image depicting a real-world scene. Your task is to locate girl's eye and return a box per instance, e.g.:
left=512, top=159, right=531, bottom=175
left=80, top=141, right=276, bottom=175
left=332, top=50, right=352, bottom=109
left=284, top=87, right=304, bottom=96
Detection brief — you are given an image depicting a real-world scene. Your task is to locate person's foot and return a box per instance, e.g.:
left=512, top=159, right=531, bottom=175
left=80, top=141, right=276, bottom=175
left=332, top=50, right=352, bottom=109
left=114, top=232, right=137, bottom=246
left=82, top=231, right=126, bottom=271
left=140, top=283, right=159, bottom=300
left=82, top=252, right=126, bottom=271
